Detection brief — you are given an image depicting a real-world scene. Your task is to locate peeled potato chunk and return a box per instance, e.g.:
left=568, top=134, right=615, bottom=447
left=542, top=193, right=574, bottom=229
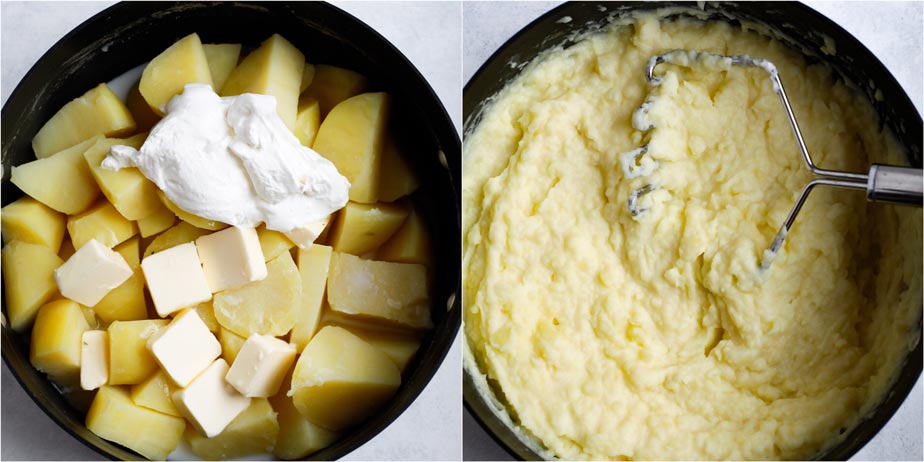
left=290, top=244, right=333, bottom=351
left=294, top=96, right=321, bottom=147
left=84, top=134, right=162, bottom=221
left=108, top=319, right=168, bottom=385
left=214, top=251, right=301, bottom=337
left=377, top=208, right=430, bottom=265
left=140, top=33, right=213, bottom=115
left=1, top=196, right=66, bottom=251
left=136, top=203, right=176, bottom=238
left=220, top=34, right=304, bottom=130
left=343, top=326, right=421, bottom=372
left=11, top=135, right=104, bottom=214
left=156, top=190, right=227, bottom=231
left=329, top=201, right=408, bottom=255
left=93, top=269, right=147, bottom=323
left=186, top=398, right=279, bottom=460
left=32, top=83, right=135, bottom=159
left=313, top=93, right=390, bottom=203
left=219, top=327, right=247, bottom=364
left=114, top=237, right=141, bottom=268
left=257, top=224, right=296, bottom=261
left=87, top=385, right=186, bottom=460
left=66, top=201, right=138, bottom=250
left=377, top=136, right=420, bottom=201
left=131, top=370, right=180, bottom=416
left=190, top=301, right=220, bottom=332
left=30, top=300, right=90, bottom=382
left=290, top=326, right=401, bottom=431
left=299, top=63, right=316, bottom=93
left=301, top=64, right=369, bottom=118
left=125, top=81, right=161, bottom=131
left=270, top=370, right=339, bottom=459
left=327, top=252, right=431, bottom=329
left=203, top=43, right=242, bottom=91
left=143, top=221, right=211, bottom=258
left=2, top=240, right=64, bottom=332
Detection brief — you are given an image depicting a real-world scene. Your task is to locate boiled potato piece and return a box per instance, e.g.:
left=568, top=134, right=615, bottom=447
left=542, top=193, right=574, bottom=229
left=156, top=189, right=227, bottom=230
left=214, top=252, right=301, bottom=337
left=87, top=385, right=186, bottom=460
left=125, top=81, right=161, bottom=131
left=58, top=236, right=77, bottom=261
left=257, top=224, right=295, bottom=261
left=377, top=208, right=430, bottom=265
left=11, top=135, right=104, bottom=214
left=220, top=34, right=304, bottom=130
left=190, top=302, right=220, bottom=332
left=377, top=136, right=420, bottom=201
left=299, top=63, right=316, bottom=93
left=30, top=300, right=90, bottom=382
left=328, top=201, right=408, bottom=255
left=313, top=93, right=390, bottom=203
left=140, top=33, right=213, bottom=115
left=203, top=43, right=242, bottom=91
left=114, top=237, right=141, bottom=268
left=143, top=221, right=211, bottom=258
left=186, top=398, right=279, bottom=460
left=2, top=240, right=64, bottom=331
left=108, top=319, right=168, bottom=385
left=93, top=270, right=147, bottom=323
left=219, top=327, right=247, bottom=364
left=136, top=203, right=176, bottom=238
left=328, top=252, right=431, bottom=329
left=270, top=370, right=339, bottom=459
left=84, top=134, right=162, bottom=221
left=301, top=65, right=369, bottom=118
left=66, top=201, right=138, bottom=249
left=290, top=326, right=400, bottom=431
left=290, top=244, right=332, bottom=351
left=80, top=306, right=101, bottom=329
left=131, top=370, right=180, bottom=416
left=343, top=327, right=420, bottom=372
left=294, top=96, right=321, bottom=147
left=32, top=84, right=135, bottom=158
left=1, top=196, right=66, bottom=251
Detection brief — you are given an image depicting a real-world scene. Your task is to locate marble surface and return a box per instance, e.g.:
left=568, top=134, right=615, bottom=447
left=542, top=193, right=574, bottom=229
left=462, top=1, right=922, bottom=461
left=0, top=1, right=461, bottom=461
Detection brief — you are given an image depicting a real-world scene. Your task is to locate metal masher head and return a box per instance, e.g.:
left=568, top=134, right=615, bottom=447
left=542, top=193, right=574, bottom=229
left=629, top=50, right=922, bottom=270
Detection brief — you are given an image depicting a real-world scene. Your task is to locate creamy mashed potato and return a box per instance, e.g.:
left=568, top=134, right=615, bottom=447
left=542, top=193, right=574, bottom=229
left=463, top=13, right=922, bottom=461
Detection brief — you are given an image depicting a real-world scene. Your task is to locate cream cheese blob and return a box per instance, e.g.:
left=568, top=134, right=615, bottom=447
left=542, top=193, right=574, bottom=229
left=103, top=83, right=349, bottom=233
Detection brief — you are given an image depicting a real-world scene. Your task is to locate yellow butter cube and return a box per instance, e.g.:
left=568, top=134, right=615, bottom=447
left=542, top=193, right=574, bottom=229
left=131, top=370, right=180, bottom=416
left=30, top=300, right=90, bottom=382
left=140, top=33, right=214, bottom=115
left=2, top=240, right=64, bottom=331
left=67, top=201, right=137, bottom=249
left=108, top=319, right=168, bottom=385
left=11, top=135, right=104, bottom=214
left=1, top=197, right=66, bottom=251
left=32, top=83, right=135, bottom=159
left=329, top=201, right=408, bottom=255
left=86, top=385, right=185, bottom=460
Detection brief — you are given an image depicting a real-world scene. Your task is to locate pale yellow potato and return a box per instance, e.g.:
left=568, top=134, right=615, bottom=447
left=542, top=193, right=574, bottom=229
left=343, top=326, right=421, bottom=372
left=301, top=64, right=369, bottom=118
left=87, top=385, right=186, bottom=460
left=189, top=302, right=220, bottom=332
left=29, top=299, right=90, bottom=382
left=1, top=196, right=66, bottom=251
left=186, top=398, right=279, bottom=460
left=203, top=43, right=242, bottom=91
left=58, top=236, right=77, bottom=261
left=93, top=269, right=147, bottom=323
left=11, top=135, right=104, bottom=214
left=220, top=34, right=304, bottom=130
left=125, top=81, right=161, bottom=132
left=219, top=327, right=247, bottom=364
left=113, top=237, right=141, bottom=268
left=300, top=63, right=316, bottom=93
left=290, top=244, right=333, bottom=351
left=136, top=203, right=176, bottom=238
left=313, top=92, right=390, bottom=203
left=294, top=96, right=321, bottom=147
left=257, top=224, right=295, bottom=261
left=214, top=252, right=301, bottom=337
left=377, top=208, right=430, bottom=265
left=270, top=370, right=339, bottom=459
left=290, top=326, right=401, bottom=431
left=156, top=189, right=227, bottom=230
left=80, top=306, right=101, bottom=330
left=84, top=134, right=162, bottom=221
left=108, top=319, right=168, bottom=385
left=66, top=201, right=137, bottom=249
left=328, top=252, right=431, bottom=329
left=328, top=201, right=408, bottom=255
left=2, top=240, right=64, bottom=332
left=377, top=136, right=420, bottom=202
left=142, top=221, right=211, bottom=258
left=140, top=33, right=213, bottom=115
left=32, top=83, right=135, bottom=158
left=130, top=370, right=181, bottom=417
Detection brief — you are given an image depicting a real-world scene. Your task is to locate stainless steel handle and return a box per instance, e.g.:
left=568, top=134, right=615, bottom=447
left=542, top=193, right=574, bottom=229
left=867, top=164, right=923, bottom=205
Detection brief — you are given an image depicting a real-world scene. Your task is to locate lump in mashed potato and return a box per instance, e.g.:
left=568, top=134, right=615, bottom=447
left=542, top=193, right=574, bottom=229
left=463, top=12, right=922, bottom=461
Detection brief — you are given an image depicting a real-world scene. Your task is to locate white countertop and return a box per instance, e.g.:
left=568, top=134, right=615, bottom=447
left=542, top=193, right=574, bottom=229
left=0, top=1, right=461, bottom=461
left=462, top=1, right=922, bottom=461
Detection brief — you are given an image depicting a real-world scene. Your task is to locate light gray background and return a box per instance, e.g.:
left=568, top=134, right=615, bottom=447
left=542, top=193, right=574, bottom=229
left=462, top=1, right=923, bottom=461
left=0, top=1, right=461, bottom=461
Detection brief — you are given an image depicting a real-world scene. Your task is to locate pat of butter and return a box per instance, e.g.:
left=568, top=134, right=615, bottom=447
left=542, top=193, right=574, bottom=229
left=54, top=238, right=132, bottom=307
left=146, top=309, right=220, bottom=387
left=284, top=215, right=331, bottom=249
left=80, top=330, right=109, bottom=390
left=141, top=242, right=212, bottom=317
left=173, top=359, right=250, bottom=437
left=225, top=334, right=297, bottom=397
left=195, top=226, right=267, bottom=292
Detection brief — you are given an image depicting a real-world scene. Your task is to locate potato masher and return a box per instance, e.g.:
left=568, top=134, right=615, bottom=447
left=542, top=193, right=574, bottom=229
left=627, top=50, right=923, bottom=269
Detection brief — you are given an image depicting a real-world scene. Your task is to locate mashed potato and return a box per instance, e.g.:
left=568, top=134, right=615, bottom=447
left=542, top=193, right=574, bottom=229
left=463, top=12, right=922, bottom=461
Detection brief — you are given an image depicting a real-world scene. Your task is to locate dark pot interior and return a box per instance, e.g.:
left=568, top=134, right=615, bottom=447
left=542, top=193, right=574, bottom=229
left=1, top=1, right=461, bottom=460
left=462, top=2, right=922, bottom=460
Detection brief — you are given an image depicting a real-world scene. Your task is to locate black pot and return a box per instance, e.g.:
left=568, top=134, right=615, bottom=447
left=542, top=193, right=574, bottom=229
left=462, top=2, right=922, bottom=460
left=1, top=1, right=461, bottom=460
